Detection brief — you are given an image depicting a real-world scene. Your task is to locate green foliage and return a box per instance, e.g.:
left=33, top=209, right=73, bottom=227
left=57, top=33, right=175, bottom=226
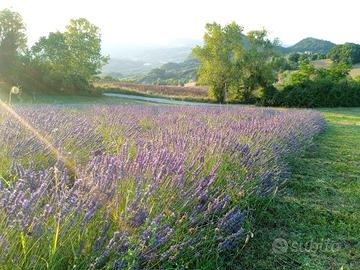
left=31, top=32, right=69, bottom=76
left=317, top=62, right=351, bottom=81
left=194, top=23, right=282, bottom=103
left=4, top=14, right=108, bottom=96
left=193, top=22, right=244, bottom=103
left=288, top=52, right=300, bottom=63
left=256, top=85, right=278, bottom=106
left=25, top=18, right=108, bottom=94
left=264, top=62, right=359, bottom=107
left=272, top=79, right=360, bottom=107
left=0, top=9, right=26, bottom=83
left=237, top=30, right=281, bottom=102
left=64, top=18, right=109, bottom=80
left=287, top=52, right=327, bottom=70
left=0, top=9, right=108, bottom=96
left=329, top=43, right=360, bottom=65
left=288, top=61, right=317, bottom=85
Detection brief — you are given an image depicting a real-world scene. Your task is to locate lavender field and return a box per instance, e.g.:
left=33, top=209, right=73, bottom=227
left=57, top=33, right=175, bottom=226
left=0, top=104, right=325, bottom=269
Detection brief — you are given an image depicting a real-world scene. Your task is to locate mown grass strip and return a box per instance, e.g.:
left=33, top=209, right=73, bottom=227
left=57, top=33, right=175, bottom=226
left=238, top=108, right=360, bottom=270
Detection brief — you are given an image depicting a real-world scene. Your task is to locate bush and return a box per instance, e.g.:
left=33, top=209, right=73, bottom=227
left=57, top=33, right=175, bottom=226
left=256, top=85, right=278, bottom=106
left=272, top=79, right=360, bottom=107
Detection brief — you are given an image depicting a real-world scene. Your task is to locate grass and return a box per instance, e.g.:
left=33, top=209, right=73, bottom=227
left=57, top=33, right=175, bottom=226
left=350, top=64, right=360, bottom=79
left=238, top=107, right=360, bottom=269
left=312, top=59, right=333, bottom=69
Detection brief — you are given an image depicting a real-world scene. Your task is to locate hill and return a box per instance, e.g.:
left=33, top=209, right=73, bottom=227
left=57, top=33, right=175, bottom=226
left=102, top=58, right=154, bottom=77
left=285, top=37, right=336, bottom=54
left=103, top=37, right=340, bottom=83
left=102, top=46, right=195, bottom=78
left=138, top=55, right=200, bottom=85
left=135, top=38, right=337, bottom=85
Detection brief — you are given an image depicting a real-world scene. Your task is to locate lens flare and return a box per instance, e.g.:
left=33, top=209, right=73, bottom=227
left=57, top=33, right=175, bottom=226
left=0, top=99, right=76, bottom=175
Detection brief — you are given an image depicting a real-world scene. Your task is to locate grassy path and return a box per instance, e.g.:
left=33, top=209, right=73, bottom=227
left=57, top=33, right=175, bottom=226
left=239, top=108, right=360, bottom=269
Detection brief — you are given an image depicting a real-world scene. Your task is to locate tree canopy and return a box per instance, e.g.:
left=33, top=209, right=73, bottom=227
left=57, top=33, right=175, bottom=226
left=0, top=9, right=27, bottom=82
left=30, top=18, right=108, bottom=86
left=193, top=22, right=244, bottom=103
left=329, top=43, right=360, bottom=65
left=0, top=10, right=109, bottom=96
left=194, top=23, right=281, bottom=103
left=64, top=18, right=109, bottom=80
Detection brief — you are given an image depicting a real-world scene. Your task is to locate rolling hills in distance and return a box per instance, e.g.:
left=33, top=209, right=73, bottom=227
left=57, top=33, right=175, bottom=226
left=102, top=37, right=340, bottom=82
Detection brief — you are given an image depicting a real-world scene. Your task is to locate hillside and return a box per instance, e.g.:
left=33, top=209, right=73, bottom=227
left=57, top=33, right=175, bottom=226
left=138, top=55, right=200, bottom=85
left=102, top=58, right=154, bottom=77
left=102, top=46, right=194, bottom=78
left=103, top=37, right=339, bottom=82
left=285, top=37, right=336, bottom=54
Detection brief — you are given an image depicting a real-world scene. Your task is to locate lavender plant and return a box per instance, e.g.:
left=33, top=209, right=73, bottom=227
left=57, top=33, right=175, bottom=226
left=0, top=105, right=325, bottom=269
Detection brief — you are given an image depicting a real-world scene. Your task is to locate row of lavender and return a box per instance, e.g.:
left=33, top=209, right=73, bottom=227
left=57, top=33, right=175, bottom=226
left=0, top=105, right=325, bottom=269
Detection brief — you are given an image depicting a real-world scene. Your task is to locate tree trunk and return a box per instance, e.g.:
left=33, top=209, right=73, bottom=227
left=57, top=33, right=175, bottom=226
left=221, top=83, right=227, bottom=103
left=243, top=88, right=252, bottom=103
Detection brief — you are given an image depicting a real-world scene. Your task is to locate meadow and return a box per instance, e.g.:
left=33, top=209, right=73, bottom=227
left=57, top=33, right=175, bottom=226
left=0, top=102, right=325, bottom=269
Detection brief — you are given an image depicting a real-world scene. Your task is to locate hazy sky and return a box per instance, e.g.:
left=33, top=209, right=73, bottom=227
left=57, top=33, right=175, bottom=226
left=1, top=0, right=359, bottom=47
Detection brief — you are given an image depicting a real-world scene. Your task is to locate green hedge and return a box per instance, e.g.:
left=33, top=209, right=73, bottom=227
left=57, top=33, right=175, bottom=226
left=269, top=79, right=360, bottom=107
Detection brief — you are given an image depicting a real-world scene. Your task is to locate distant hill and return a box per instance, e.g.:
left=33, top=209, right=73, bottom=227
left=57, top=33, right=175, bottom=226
left=102, top=37, right=340, bottom=81
left=135, top=38, right=338, bottom=85
left=139, top=55, right=200, bottom=85
left=285, top=37, right=336, bottom=54
left=102, top=58, right=154, bottom=77
left=131, top=47, right=193, bottom=63
left=102, top=46, right=194, bottom=78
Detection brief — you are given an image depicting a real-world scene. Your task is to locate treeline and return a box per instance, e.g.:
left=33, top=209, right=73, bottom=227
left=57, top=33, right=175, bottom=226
left=263, top=62, right=360, bottom=107
left=193, top=22, right=360, bottom=107
left=0, top=9, right=108, bottom=98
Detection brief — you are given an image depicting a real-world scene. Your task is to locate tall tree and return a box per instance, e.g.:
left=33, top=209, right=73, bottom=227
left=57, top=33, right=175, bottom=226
left=329, top=43, right=360, bottom=65
left=193, top=22, right=244, bottom=103
left=29, top=18, right=109, bottom=93
left=64, top=18, right=109, bottom=80
left=240, top=30, right=280, bottom=102
left=0, top=8, right=27, bottom=81
left=194, top=23, right=282, bottom=103
left=31, top=31, right=69, bottom=75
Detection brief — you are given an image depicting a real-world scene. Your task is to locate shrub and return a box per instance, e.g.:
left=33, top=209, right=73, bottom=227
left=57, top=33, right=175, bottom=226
left=272, top=79, right=360, bottom=107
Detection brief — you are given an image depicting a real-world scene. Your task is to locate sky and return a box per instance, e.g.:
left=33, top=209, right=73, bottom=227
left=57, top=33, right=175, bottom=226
left=1, top=0, right=359, bottom=48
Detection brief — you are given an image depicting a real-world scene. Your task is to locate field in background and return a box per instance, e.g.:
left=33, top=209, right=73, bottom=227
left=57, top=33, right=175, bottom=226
left=350, top=63, right=360, bottom=78
left=312, top=59, right=333, bottom=68
left=95, top=81, right=209, bottom=99
left=313, top=59, right=360, bottom=79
